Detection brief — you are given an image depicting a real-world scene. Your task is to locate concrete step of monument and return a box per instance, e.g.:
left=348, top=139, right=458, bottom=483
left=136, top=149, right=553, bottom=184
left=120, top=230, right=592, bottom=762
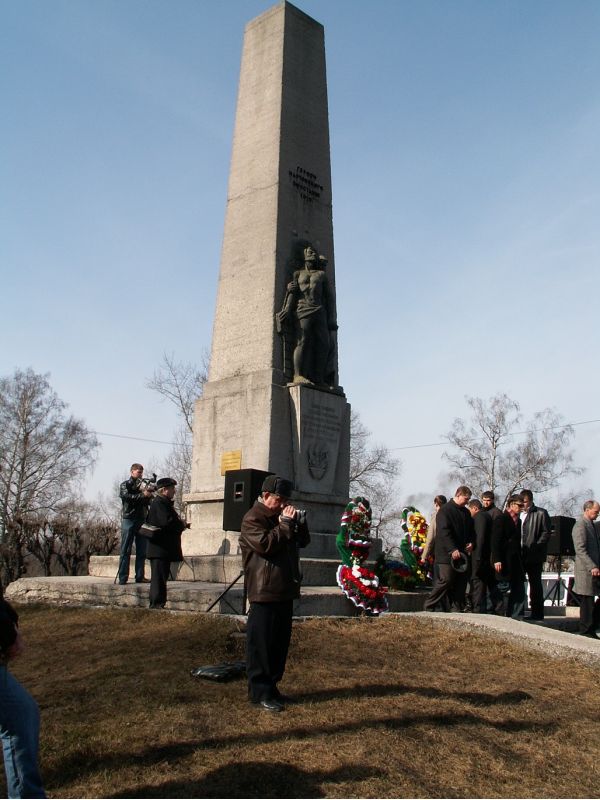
left=182, top=530, right=360, bottom=559
left=5, top=576, right=427, bottom=617
left=183, top=531, right=384, bottom=560
left=89, top=555, right=367, bottom=587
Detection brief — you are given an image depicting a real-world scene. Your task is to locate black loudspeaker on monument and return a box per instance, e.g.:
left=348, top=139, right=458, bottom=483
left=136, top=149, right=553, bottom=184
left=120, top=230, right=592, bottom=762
left=222, top=469, right=273, bottom=532
left=547, top=516, right=576, bottom=557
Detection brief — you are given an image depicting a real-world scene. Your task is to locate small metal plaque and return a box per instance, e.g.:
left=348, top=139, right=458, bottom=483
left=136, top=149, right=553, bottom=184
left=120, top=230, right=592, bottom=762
left=220, top=450, right=242, bottom=475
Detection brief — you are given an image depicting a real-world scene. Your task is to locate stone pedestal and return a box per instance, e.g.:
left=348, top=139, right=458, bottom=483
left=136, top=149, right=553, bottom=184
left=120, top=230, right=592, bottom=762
left=183, top=378, right=349, bottom=555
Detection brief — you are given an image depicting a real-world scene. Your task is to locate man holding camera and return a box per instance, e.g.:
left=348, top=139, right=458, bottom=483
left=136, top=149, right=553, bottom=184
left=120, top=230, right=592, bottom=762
left=239, top=475, right=310, bottom=712
left=117, top=463, right=154, bottom=585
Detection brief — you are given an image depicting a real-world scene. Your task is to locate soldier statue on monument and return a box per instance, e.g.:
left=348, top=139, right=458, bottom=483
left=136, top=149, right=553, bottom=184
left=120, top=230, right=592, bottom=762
left=276, top=243, right=338, bottom=389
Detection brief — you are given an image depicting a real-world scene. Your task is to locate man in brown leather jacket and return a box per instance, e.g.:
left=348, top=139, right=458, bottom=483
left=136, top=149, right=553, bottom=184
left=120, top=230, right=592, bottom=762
left=239, top=475, right=310, bottom=712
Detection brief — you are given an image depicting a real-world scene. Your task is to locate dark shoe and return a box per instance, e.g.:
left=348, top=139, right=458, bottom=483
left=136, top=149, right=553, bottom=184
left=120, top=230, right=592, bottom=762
left=253, top=698, right=284, bottom=712
left=580, top=631, right=599, bottom=639
left=525, top=615, right=544, bottom=621
left=136, top=578, right=151, bottom=584
left=118, top=580, right=127, bottom=585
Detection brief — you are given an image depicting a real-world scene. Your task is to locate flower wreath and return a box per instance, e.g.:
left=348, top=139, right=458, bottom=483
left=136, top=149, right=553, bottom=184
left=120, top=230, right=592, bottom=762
left=336, top=497, right=388, bottom=615
left=376, top=506, right=431, bottom=590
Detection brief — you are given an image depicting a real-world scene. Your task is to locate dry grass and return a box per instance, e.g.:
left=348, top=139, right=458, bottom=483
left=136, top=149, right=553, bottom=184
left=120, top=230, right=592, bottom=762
left=4, top=605, right=600, bottom=798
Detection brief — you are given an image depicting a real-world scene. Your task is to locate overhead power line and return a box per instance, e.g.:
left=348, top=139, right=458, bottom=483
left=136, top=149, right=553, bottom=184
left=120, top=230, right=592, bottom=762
left=92, top=431, right=176, bottom=446
left=91, top=417, right=600, bottom=452
left=389, top=418, right=600, bottom=452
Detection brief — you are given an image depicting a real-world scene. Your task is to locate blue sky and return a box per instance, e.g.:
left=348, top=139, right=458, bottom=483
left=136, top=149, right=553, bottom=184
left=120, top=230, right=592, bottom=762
left=2, top=0, right=598, bottom=511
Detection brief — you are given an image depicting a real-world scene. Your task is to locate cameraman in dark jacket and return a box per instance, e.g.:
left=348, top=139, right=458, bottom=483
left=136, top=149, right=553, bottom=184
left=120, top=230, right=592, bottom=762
left=117, top=463, right=154, bottom=585
left=239, top=475, right=310, bottom=713
left=0, top=591, right=46, bottom=798
left=145, top=478, right=186, bottom=609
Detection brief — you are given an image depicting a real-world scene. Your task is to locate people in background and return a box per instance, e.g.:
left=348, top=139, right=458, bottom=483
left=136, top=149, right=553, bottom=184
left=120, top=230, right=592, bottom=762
left=519, top=489, right=552, bottom=621
left=424, top=486, right=474, bottom=613
left=145, top=478, right=186, bottom=609
left=117, top=463, right=153, bottom=585
left=572, top=500, right=600, bottom=639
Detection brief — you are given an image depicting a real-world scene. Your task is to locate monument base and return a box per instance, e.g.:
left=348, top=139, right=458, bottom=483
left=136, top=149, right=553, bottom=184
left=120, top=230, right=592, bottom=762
left=184, top=377, right=351, bottom=556
left=180, top=528, right=345, bottom=559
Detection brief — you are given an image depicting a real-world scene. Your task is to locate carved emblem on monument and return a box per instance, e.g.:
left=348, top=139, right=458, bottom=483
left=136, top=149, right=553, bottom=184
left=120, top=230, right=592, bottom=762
left=276, top=241, right=339, bottom=390
left=307, top=443, right=329, bottom=480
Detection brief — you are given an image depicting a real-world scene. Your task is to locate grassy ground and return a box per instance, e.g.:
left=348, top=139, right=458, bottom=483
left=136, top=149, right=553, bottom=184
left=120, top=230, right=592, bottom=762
left=3, top=605, right=600, bottom=798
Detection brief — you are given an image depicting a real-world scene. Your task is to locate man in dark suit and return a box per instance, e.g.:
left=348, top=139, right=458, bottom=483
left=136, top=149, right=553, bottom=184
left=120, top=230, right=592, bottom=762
left=481, top=490, right=503, bottom=525
left=572, top=500, right=600, bottom=638
left=491, top=494, right=525, bottom=618
left=467, top=498, right=503, bottom=613
left=424, top=486, right=474, bottom=612
left=519, top=489, right=552, bottom=620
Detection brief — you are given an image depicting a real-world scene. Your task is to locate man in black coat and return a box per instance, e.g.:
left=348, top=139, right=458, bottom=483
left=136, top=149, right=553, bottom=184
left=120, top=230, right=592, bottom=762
left=482, top=490, right=503, bottom=525
left=467, top=499, right=504, bottom=613
left=491, top=494, right=526, bottom=618
left=519, top=489, right=551, bottom=620
left=239, top=475, right=310, bottom=713
left=424, top=486, right=474, bottom=612
left=145, top=478, right=186, bottom=609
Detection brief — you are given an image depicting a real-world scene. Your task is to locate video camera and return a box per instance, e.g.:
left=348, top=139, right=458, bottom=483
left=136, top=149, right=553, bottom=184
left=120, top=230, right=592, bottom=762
left=138, top=472, right=158, bottom=494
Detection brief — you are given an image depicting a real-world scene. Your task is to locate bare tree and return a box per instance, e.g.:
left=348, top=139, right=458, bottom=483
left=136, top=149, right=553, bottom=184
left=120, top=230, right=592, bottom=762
left=549, top=487, right=594, bottom=517
left=349, top=410, right=402, bottom=543
left=24, top=500, right=119, bottom=577
left=443, top=393, right=581, bottom=509
left=350, top=410, right=400, bottom=494
left=22, top=517, right=57, bottom=576
left=146, top=352, right=208, bottom=512
left=0, top=368, right=100, bottom=584
left=52, top=499, right=119, bottom=573
left=147, top=352, right=208, bottom=434
left=145, top=352, right=208, bottom=511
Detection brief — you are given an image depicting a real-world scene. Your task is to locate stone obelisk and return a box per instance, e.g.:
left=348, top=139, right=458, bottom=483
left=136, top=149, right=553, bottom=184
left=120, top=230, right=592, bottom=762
left=184, top=1, right=350, bottom=554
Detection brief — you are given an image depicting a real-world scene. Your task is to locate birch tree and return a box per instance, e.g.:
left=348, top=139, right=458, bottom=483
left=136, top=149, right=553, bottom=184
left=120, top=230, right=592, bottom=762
left=443, top=393, right=580, bottom=509
left=0, top=368, right=99, bottom=583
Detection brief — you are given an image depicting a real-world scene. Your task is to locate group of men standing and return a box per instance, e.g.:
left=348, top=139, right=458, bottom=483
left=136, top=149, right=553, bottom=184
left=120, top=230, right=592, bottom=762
left=423, top=486, right=600, bottom=639
left=424, top=485, right=552, bottom=621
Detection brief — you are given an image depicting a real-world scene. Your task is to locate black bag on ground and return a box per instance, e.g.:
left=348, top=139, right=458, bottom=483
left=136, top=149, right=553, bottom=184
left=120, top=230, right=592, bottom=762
left=190, top=662, right=246, bottom=681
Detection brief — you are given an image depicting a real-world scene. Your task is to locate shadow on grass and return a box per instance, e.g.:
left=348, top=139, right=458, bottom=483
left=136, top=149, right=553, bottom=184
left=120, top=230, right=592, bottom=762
left=293, top=683, right=532, bottom=706
left=45, top=708, right=554, bottom=791
left=109, top=761, right=381, bottom=799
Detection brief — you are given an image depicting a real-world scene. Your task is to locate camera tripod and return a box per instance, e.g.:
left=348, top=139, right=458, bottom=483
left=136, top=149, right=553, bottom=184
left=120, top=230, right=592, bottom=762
left=206, top=570, right=247, bottom=615
left=543, top=555, right=579, bottom=608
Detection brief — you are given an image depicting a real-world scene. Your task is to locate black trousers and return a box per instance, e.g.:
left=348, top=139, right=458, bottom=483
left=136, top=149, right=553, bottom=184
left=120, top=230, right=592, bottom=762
left=524, top=561, right=545, bottom=618
left=246, top=600, right=293, bottom=702
left=471, top=563, right=504, bottom=613
left=149, top=558, right=170, bottom=608
left=579, top=595, right=600, bottom=634
left=424, top=564, right=464, bottom=611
